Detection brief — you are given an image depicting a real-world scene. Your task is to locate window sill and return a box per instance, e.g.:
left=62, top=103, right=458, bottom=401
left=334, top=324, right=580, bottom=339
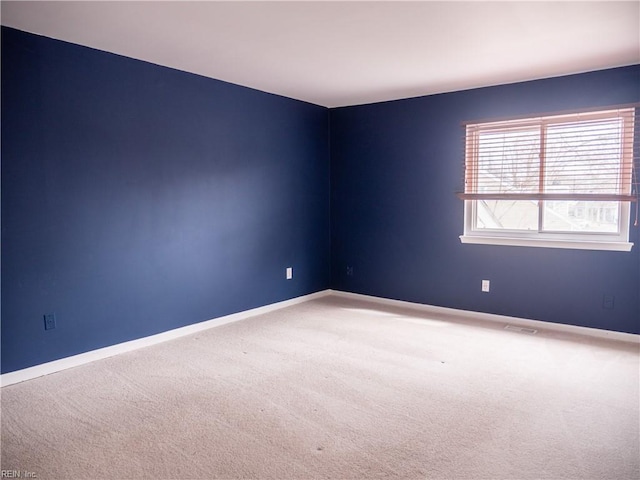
left=459, top=235, right=633, bottom=252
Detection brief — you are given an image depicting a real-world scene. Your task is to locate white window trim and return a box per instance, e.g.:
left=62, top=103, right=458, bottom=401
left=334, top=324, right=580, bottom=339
left=459, top=235, right=633, bottom=252
left=460, top=108, right=636, bottom=252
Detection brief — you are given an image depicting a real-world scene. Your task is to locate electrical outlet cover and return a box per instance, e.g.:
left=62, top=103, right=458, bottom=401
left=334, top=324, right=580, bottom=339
left=44, top=313, right=56, bottom=330
left=603, top=294, right=615, bottom=309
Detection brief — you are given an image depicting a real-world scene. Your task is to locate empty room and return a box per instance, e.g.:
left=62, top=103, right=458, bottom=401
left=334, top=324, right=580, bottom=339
left=1, top=1, right=639, bottom=479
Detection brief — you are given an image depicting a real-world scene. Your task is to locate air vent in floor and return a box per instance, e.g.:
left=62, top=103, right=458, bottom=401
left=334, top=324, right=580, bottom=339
left=504, top=325, right=538, bottom=334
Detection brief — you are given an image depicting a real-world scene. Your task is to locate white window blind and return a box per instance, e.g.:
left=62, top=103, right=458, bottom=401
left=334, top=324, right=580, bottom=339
left=459, top=108, right=637, bottom=204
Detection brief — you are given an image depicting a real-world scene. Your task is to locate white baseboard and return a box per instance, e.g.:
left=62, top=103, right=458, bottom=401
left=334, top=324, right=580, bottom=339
left=328, top=290, right=640, bottom=344
left=3, top=288, right=636, bottom=387
left=1, top=290, right=332, bottom=388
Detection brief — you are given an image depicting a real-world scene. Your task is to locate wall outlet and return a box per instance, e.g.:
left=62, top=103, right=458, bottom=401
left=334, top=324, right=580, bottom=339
left=286, top=267, right=293, bottom=280
left=481, top=280, right=490, bottom=292
left=603, top=294, right=615, bottom=309
left=346, top=266, right=354, bottom=276
left=44, top=313, right=56, bottom=330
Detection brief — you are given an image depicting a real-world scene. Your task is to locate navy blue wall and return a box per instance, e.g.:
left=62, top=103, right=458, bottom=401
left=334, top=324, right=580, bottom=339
left=2, top=27, right=639, bottom=375
left=330, top=66, right=640, bottom=334
left=1, top=27, right=330, bottom=373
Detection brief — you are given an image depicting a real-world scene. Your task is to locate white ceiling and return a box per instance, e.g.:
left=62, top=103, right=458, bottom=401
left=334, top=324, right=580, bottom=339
left=2, top=1, right=639, bottom=108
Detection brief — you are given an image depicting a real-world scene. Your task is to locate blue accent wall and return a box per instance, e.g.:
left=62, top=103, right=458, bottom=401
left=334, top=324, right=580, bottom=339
left=2, top=27, right=639, bottom=375
left=1, top=27, right=330, bottom=373
left=330, top=65, right=640, bottom=334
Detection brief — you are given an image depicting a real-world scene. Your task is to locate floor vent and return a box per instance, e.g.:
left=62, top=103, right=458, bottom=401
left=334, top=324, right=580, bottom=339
left=504, top=325, right=538, bottom=334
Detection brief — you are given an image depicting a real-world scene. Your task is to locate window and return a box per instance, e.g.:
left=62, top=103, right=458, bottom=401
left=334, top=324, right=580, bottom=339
left=459, top=107, right=638, bottom=251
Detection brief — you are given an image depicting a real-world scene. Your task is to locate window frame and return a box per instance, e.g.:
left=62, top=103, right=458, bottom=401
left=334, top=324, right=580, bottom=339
left=459, top=108, right=636, bottom=252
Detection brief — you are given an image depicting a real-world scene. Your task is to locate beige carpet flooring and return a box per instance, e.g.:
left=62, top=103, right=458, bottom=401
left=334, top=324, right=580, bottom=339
left=1, top=295, right=639, bottom=479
